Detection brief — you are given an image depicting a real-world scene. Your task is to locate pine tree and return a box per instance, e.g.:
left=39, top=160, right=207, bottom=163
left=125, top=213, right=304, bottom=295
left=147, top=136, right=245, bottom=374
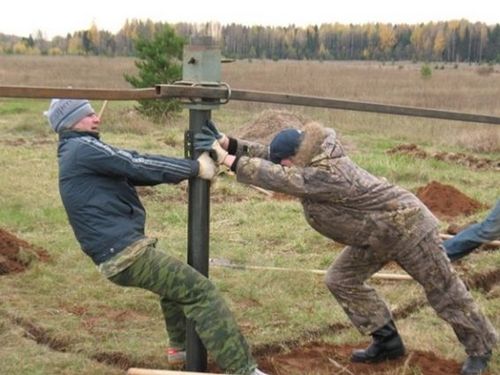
left=124, top=24, right=185, bottom=123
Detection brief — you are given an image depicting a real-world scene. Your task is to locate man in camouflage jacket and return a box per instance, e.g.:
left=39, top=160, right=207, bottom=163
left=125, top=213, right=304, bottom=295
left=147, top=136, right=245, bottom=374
left=195, top=120, right=497, bottom=375
left=46, top=99, right=264, bottom=375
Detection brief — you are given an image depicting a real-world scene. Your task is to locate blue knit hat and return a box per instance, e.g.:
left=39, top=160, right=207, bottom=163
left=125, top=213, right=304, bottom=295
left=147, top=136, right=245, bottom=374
left=44, top=99, right=95, bottom=133
left=269, top=128, right=303, bottom=164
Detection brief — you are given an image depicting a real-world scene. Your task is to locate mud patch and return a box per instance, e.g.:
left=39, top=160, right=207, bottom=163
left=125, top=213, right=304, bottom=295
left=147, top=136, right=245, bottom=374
left=416, top=181, right=484, bottom=218
left=465, top=268, right=500, bottom=292
left=13, top=316, right=71, bottom=352
left=0, top=138, right=55, bottom=147
left=0, top=228, right=50, bottom=274
left=251, top=295, right=427, bottom=360
left=255, top=342, right=463, bottom=375
left=387, top=143, right=499, bottom=171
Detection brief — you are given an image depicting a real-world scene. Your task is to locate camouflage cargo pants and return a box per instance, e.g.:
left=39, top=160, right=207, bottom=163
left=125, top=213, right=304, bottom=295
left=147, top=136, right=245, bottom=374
left=109, top=245, right=256, bottom=374
left=325, top=230, right=497, bottom=356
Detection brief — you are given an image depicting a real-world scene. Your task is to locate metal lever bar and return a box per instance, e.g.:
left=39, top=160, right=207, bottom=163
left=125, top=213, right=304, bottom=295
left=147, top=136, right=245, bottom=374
left=1, top=84, right=499, bottom=125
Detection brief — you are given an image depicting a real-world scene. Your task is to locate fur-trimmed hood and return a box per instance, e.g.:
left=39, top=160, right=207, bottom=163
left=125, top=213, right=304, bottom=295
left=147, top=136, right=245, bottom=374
left=292, top=122, right=344, bottom=167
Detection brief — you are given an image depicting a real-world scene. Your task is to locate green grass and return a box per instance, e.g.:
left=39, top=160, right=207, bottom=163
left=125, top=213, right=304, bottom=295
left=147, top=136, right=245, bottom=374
left=0, top=59, right=499, bottom=374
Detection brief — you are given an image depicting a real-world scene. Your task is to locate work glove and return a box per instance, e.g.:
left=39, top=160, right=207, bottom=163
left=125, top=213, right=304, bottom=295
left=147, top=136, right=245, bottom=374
left=197, top=152, right=218, bottom=180
left=194, top=133, right=229, bottom=164
left=204, top=120, right=229, bottom=149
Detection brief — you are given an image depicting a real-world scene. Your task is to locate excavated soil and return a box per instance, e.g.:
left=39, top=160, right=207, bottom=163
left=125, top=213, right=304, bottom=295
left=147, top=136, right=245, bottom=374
left=209, top=341, right=471, bottom=375
left=256, top=342, right=465, bottom=375
left=387, top=143, right=500, bottom=171
left=232, top=109, right=356, bottom=152
left=416, top=181, right=485, bottom=219
left=0, top=228, right=50, bottom=274
left=232, top=109, right=308, bottom=144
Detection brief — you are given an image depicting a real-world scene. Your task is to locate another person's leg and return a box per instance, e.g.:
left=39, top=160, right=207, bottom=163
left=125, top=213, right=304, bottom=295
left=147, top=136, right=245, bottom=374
left=160, top=301, right=186, bottom=365
left=110, top=245, right=257, bottom=375
left=325, top=245, right=405, bottom=362
left=444, top=200, right=500, bottom=261
left=397, top=230, right=497, bottom=374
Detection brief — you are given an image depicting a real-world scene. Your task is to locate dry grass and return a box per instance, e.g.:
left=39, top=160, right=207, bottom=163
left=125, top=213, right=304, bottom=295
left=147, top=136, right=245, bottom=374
left=1, top=56, right=498, bottom=153
left=222, top=60, right=500, bottom=116
left=0, top=55, right=137, bottom=88
left=221, top=60, right=500, bottom=153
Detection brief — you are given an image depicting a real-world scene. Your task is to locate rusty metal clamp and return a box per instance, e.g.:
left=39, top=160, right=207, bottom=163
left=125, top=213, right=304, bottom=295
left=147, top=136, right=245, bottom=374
left=218, top=82, right=231, bottom=104
left=171, top=80, right=199, bottom=104
left=171, top=80, right=231, bottom=105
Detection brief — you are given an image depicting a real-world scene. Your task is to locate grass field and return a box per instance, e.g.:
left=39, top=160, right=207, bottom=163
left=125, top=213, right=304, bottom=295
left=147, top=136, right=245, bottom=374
left=0, top=55, right=499, bottom=374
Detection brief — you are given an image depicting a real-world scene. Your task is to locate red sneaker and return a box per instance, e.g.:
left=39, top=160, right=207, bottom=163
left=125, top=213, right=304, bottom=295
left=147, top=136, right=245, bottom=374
left=166, top=347, right=186, bottom=366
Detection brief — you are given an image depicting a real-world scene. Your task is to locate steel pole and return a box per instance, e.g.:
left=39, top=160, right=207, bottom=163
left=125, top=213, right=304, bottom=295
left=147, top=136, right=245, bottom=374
left=186, top=108, right=211, bottom=372
left=184, top=36, right=221, bottom=372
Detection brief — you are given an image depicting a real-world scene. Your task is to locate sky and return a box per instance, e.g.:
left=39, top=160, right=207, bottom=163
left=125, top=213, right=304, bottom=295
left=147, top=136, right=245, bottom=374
left=2, top=0, right=499, bottom=39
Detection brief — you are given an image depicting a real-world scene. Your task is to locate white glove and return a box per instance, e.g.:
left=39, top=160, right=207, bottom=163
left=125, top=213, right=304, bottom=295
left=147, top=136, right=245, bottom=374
left=197, top=152, right=218, bottom=180
left=218, top=133, right=229, bottom=149
left=211, top=141, right=229, bottom=164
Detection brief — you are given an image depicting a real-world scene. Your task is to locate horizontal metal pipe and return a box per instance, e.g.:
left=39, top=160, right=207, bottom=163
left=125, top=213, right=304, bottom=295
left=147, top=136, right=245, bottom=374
left=1, top=84, right=499, bottom=125
left=0, top=85, right=157, bottom=100
left=228, top=89, right=500, bottom=125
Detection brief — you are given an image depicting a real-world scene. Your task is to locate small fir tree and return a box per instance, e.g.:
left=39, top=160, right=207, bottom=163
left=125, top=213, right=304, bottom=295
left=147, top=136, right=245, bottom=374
left=125, top=25, right=185, bottom=123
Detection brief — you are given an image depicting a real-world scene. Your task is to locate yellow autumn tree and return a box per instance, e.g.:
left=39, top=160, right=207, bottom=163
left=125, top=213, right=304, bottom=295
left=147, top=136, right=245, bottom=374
left=67, top=35, right=84, bottom=55
left=88, top=21, right=100, bottom=51
left=433, top=28, right=446, bottom=58
left=379, top=24, right=396, bottom=55
left=411, top=25, right=424, bottom=57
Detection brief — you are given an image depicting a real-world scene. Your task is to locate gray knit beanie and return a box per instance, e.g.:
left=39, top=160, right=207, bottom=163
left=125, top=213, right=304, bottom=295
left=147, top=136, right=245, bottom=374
left=44, top=99, right=95, bottom=133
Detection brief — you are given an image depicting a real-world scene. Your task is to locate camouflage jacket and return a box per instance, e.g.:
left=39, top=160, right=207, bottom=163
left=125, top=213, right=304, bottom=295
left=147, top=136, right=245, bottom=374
left=98, top=237, right=157, bottom=278
left=232, top=122, right=438, bottom=250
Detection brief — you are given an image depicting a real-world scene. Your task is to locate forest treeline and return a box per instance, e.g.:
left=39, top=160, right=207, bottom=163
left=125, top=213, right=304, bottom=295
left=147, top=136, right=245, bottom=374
left=1, top=19, right=500, bottom=63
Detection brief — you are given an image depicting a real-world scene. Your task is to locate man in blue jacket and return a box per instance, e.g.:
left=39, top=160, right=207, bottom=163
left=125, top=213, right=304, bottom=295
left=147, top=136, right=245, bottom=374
left=444, top=199, right=500, bottom=261
left=46, top=99, right=266, bottom=375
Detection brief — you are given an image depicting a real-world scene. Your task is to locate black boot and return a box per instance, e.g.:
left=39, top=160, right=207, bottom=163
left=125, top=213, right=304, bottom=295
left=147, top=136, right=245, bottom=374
left=351, top=320, right=405, bottom=363
left=461, top=351, right=491, bottom=375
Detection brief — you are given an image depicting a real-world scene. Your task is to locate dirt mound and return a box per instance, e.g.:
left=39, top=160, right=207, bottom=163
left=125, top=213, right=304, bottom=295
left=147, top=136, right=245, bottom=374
left=255, top=342, right=463, bottom=375
left=387, top=143, right=499, bottom=171
left=434, top=151, right=499, bottom=171
left=387, top=143, right=429, bottom=158
left=231, top=109, right=308, bottom=143
left=230, top=109, right=356, bottom=160
left=416, top=181, right=484, bottom=218
left=0, top=228, right=50, bottom=274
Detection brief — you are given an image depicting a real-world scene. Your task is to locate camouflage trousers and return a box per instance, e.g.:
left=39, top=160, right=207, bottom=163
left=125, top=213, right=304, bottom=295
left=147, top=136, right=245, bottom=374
left=109, top=244, right=256, bottom=374
left=325, top=230, right=498, bottom=356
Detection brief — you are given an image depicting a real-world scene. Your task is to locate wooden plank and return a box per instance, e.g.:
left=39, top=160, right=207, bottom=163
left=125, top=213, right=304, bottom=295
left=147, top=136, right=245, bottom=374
left=127, top=369, right=226, bottom=375
left=209, top=259, right=413, bottom=281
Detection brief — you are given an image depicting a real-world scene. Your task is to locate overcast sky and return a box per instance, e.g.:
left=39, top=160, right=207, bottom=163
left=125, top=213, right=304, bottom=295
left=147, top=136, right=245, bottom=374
left=2, top=0, right=499, bottom=39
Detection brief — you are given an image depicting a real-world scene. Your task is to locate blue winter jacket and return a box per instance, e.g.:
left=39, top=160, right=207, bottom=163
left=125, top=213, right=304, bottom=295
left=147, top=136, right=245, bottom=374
left=57, top=131, right=199, bottom=265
